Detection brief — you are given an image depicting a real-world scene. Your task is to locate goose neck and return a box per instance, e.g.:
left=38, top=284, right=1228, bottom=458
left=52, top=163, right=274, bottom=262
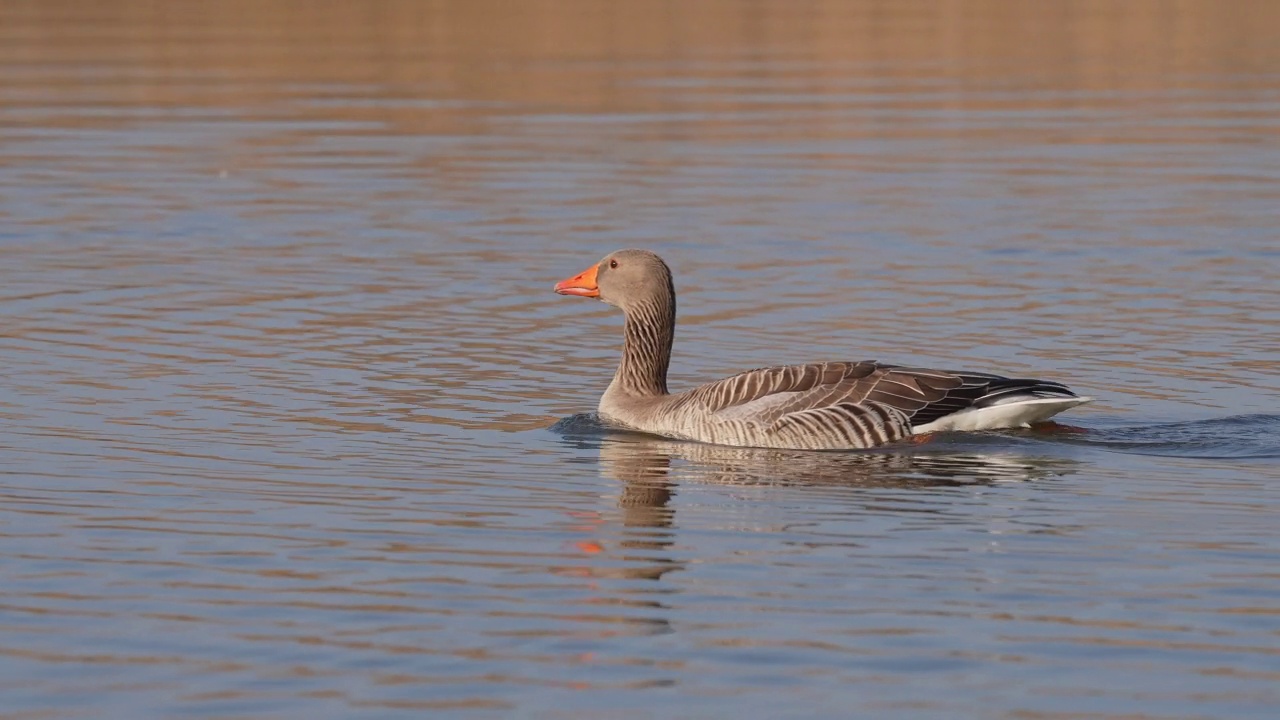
left=614, top=295, right=674, bottom=397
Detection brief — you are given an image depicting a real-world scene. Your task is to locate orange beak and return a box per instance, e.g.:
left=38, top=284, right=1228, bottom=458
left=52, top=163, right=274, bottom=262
left=553, top=263, right=600, bottom=298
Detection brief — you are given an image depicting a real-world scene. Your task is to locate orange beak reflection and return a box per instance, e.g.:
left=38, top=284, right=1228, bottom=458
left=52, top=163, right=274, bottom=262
left=554, top=263, right=600, bottom=298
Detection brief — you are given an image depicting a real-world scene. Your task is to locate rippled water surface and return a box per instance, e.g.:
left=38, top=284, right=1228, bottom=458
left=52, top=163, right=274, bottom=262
left=2, top=1, right=1279, bottom=717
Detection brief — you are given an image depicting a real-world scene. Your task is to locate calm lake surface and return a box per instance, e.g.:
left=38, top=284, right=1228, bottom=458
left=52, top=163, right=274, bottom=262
left=1, top=1, right=1278, bottom=717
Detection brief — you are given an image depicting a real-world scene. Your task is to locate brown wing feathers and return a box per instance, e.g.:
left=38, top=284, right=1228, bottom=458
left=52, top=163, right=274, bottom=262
left=683, top=360, right=1081, bottom=448
left=698, top=362, right=1000, bottom=428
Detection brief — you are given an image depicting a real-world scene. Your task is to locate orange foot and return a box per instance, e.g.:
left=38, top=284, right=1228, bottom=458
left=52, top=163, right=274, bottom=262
left=1030, top=421, right=1088, bottom=435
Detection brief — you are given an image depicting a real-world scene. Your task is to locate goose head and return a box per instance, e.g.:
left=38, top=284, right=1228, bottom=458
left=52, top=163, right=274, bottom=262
left=553, top=249, right=674, bottom=312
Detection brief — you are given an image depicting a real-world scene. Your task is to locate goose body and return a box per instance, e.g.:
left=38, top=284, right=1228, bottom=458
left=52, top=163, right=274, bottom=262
left=555, top=249, right=1091, bottom=451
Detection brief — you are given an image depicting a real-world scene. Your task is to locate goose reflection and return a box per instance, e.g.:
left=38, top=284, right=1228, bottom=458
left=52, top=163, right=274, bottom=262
left=551, top=419, right=686, bottom=586
left=553, top=414, right=1076, bottom=578
left=600, top=435, right=1078, bottom=490
left=550, top=417, right=1080, bottom=643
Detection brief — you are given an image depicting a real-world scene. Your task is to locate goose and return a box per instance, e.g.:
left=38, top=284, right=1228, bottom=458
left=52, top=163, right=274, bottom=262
left=554, top=249, right=1092, bottom=450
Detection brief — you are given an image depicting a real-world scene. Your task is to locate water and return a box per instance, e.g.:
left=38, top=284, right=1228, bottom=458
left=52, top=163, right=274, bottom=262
left=1, top=1, right=1278, bottom=717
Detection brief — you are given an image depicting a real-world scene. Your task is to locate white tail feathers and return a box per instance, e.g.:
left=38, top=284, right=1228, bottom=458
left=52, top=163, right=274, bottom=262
left=914, top=396, right=1093, bottom=434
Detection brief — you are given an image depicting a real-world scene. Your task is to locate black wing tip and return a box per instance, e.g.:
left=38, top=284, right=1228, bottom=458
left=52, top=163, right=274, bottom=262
left=973, top=379, right=1082, bottom=407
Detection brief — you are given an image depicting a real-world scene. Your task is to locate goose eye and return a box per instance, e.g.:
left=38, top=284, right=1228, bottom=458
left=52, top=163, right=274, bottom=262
left=609, top=259, right=618, bottom=269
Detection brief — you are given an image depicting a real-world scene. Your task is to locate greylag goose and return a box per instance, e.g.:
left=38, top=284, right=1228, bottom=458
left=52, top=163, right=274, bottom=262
left=554, top=249, right=1092, bottom=450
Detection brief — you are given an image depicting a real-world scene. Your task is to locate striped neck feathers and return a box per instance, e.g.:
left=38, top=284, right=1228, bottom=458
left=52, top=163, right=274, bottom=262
left=615, top=290, right=675, bottom=397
